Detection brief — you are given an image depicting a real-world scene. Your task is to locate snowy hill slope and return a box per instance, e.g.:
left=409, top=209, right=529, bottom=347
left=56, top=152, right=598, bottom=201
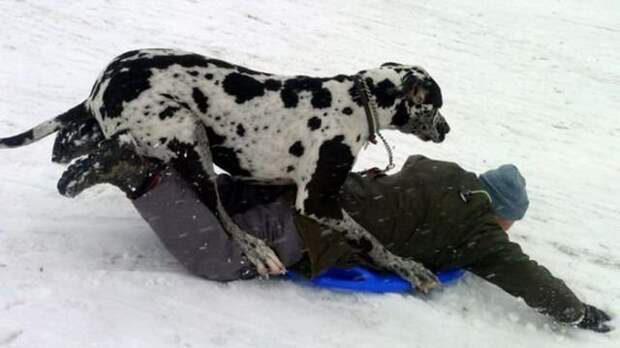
left=0, top=0, right=619, bottom=347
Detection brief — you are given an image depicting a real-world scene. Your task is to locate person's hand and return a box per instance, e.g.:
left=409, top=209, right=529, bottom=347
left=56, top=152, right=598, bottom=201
left=576, top=304, right=612, bottom=333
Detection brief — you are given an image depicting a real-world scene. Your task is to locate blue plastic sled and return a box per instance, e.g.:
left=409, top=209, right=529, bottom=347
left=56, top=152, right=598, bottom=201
left=286, top=266, right=465, bottom=294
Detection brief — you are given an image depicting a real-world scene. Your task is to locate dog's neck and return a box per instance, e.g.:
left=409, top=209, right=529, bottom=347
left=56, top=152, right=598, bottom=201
left=356, top=71, right=410, bottom=133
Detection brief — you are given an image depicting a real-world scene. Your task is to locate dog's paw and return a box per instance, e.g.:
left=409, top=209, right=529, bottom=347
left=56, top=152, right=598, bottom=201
left=391, top=259, right=440, bottom=294
left=57, top=156, right=95, bottom=197
left=240, top=237, right=285, bottom=276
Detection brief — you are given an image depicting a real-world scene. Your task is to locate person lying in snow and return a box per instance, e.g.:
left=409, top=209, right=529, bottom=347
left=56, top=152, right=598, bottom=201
left=57, top=141, right=612, bottom=333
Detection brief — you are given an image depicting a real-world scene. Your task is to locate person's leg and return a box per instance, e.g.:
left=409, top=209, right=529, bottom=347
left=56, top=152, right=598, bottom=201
left=230, top=189, right=305, bottom=269
left=133, top=169, right=258, bottom=281
left=57, top=140, right=304, bottom=281
left=134, top=171, right=305, bottom=280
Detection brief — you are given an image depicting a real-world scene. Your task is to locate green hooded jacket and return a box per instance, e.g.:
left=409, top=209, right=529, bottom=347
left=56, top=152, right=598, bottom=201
left=294, top=155, right=584, bottom=324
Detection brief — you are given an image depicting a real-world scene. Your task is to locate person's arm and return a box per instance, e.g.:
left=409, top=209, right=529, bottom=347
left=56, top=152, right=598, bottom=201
left=464, top=223, right=611, bottom=331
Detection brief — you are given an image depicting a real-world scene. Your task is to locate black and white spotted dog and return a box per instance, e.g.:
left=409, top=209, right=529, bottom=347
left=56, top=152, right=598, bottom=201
left=0, top=49, right=449, bottom=292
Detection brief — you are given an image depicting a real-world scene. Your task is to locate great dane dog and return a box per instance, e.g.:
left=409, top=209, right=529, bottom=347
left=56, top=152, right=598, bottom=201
left=0, top=49, right=449, bottom=292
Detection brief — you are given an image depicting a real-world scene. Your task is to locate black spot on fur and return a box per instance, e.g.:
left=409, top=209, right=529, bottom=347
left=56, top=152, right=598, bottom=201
left=205, top=73, right=213, bottom=80
left=236, top=124, right=246, bottom=137
left=206, top=58, right=235, bottom=70
left=311, top=88, right=332, bottom=108
left=303, top=135, right=354, bottom=219
left=356, top=134, right=361, bottom=142
left=264, top=79, right=282, bottom=91
left=159, top=106, right=180, bottom=120
left=307, top=117, right=322, bottom=130
left=188, top=71, right=199, bottom=77
left=374, top=79, right=397, bottom=108
left=280, top=88, right=298, bottom=108
left=348, top=77, right=377, bottom=108
left=98, top=51, right=212, bottom=120
left=100, top=68, right=150, bottom=119
left=280, top=76, right=333, bottom=109
left=289, top=141, right=305, bottom=157
left=348, top=85, right=363, bottom=108
left=223, top=73, right=265, bottom=103
left=342, top=107, right=353, bottom=115
left=286, top=165, right=295, bottom=173
left=178, top=101, right=191, bottom=110
left=192, top=88, right=209, bottom=113
left=391, top=100, right=409, bottom=126
left=202, top=58, right=270, bottom=76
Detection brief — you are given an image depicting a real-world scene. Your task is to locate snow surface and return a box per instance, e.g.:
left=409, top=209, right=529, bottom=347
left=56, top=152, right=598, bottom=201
left=1, top=0, right=619, bottom=347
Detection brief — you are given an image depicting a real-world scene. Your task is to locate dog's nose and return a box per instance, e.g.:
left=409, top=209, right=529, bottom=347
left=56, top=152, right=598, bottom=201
left=437, top=121, right=450, bottom=136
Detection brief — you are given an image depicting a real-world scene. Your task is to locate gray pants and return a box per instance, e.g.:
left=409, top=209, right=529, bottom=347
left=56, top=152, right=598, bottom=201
left=132, top=169, right=305, bottom=281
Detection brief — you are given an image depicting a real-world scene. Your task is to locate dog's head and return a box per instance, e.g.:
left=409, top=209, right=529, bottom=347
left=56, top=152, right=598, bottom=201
left=379, top=62, right=449, bottom=143
left=52, top=118, right=104, bottom=163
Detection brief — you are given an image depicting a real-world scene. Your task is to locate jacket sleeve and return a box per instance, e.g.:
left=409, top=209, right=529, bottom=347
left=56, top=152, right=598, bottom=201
left=464, top=224, right=585, bottom=324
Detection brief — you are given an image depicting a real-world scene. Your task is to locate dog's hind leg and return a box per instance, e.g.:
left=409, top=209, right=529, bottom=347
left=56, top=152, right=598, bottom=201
left=169, top=120, right=285, bottom=276
left=295, top=136, right=439, bottom=293
left=52, top=117, right=105, bottom=163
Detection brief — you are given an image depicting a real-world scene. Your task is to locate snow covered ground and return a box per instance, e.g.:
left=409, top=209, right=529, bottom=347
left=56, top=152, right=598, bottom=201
left=1, top=0, right=619, bottom=346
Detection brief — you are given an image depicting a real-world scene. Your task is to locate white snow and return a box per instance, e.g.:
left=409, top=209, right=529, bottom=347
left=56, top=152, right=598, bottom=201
left=0, top=0, right=619, bottom=347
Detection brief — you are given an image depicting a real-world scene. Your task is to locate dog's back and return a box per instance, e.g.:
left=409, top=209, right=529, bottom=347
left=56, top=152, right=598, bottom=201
left=88, top=49, right=369, bottom=181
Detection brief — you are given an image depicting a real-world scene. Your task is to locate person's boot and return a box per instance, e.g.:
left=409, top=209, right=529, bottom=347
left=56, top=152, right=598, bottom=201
left=57, top=138, right=164, bottom=199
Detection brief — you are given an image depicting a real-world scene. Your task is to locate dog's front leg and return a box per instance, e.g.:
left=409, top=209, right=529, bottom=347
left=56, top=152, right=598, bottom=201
left=296, top=138, right=439, bottom=293
left=311, top=209, right=439, bottom=293
left=170, top=120, right=285, bottom=276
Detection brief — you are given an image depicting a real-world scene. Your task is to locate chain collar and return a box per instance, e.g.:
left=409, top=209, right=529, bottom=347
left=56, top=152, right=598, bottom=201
left=354, top=76, right=395, bottom=173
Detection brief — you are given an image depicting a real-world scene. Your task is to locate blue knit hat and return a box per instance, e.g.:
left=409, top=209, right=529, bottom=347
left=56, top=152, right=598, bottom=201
left=479, top=164, right=529, bottom=220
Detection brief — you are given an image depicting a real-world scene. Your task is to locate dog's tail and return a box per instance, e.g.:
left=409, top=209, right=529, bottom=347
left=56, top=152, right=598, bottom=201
left=0, top=102, right=90, bottom=149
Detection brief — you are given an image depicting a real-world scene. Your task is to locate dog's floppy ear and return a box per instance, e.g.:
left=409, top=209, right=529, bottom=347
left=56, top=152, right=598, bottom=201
left=398, top=72, right=443, bottom=107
